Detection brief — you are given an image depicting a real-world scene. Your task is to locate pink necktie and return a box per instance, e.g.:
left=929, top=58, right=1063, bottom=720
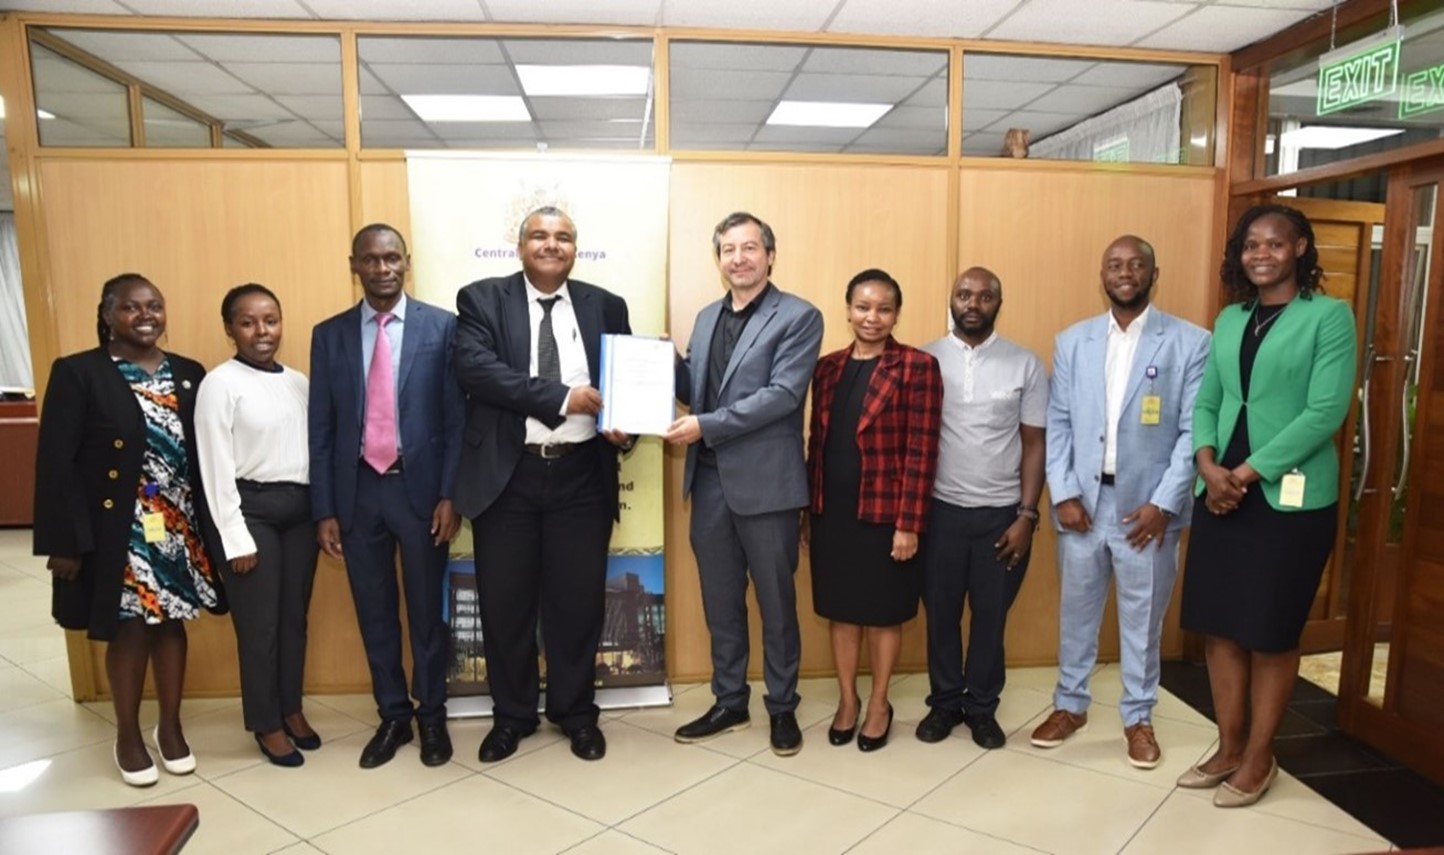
left=363, top=312, right=398, bottom=474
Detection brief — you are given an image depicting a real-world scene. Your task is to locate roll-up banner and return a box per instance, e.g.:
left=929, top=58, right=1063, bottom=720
left=406, top=152, right=672, bottom=715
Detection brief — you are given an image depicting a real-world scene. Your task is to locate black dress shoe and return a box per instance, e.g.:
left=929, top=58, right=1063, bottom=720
left=283, top=721, right=322, bottom=752
left=359, top=720, right=412, bottom=769
left=857, top=704, right=893, bottom=753
left=915, top=707, right=966, bottom=743
left=674, top=705, right=750, bottom=743
left=256, top=733, right=304, bottom=768
left=565, top=724, right=607, bottom=761
left=478, top=725, right=531, bottom=763
left=769, top=711, right=802, bottom=756
left=419, top=720, right=453, bottom=766
left=827, top=700, right=860, bottom=746
left=964, top=712, right=1007, bottom=750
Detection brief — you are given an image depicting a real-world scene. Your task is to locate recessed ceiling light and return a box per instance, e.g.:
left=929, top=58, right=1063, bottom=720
left=401, top=95, right=531, bottom=122
left=1279, top=125, right=1404, bottom=150
left=516, top=65, right=651, bottom=97
left=766, top=101, right=892, bottom=129
left=0, top=101, right=55, bottom=120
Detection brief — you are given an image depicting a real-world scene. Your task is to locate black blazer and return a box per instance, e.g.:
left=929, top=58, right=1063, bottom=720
left=452, top=273, right=631, bottom=520
left=33, top=349, right=227, bottom=640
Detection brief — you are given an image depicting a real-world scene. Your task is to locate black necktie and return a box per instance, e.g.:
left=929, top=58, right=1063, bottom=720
left=537, top=296, right=561, bottom=381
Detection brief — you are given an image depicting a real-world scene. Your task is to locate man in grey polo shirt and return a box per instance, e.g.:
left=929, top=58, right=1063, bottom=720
left=916, top=266, right=1047, bottom=749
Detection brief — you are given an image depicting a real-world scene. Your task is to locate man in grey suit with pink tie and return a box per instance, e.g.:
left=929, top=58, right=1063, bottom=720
left=665, top=212, right=823, bottom=756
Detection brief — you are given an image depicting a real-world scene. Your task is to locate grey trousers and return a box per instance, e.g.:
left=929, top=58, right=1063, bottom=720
left=688, top=463, right=801, bottom=715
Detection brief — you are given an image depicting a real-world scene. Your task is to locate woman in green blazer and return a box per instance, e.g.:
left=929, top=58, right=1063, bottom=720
left=1177, top=205, right=1357, bottom=807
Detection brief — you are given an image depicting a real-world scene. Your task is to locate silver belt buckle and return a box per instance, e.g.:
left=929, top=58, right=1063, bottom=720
left=539, top=443, right=564, bottom=460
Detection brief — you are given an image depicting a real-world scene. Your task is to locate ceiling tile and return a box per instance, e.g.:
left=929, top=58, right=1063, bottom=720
left=1027, top=83, right=1141, bottom=114
left=670, top=122, right=757, bottom=145
left=750, top=140, right=845, bottom=152
left=175, top=34, right=340, bottom=62
left=37, top=116, right=131, bottom=146
left=964, top=54, right=1094, bottom=83
left=903, top=78, right=948, bottom=107
left=485, top=0, right=663, bottom=25
left=304, top=0, right=486, bottom=20
left=112, top=61, right=257, bottom=95
left=360, top=118, right=438, bottom=143
left=358, top=36, right=506, bottom=64
left=670, top=68, right=793, bottom=101
left=1212, top=0, right=1335, bottom=9
left=360, top=67, right=389, bottom=95
left=751, top=124, right=863, bottom=144
left=181, top=93, right=298, bottom=122
left=987, top=0, right=1194, bottom=47
left=1135, top=5, right=1314, bottom=52
left=499, top=38, right=654, bottom=65
left=660, top=0, right=837, bottom=32
left=960, top=107, right=1010, bottom=131
left=538, top=120, right=649, bottom=140
left=35, top=92, right=129, bottom=120
left=359, top=95, right=418, bottom=120
left=827, top=0, right=1022, bottom=38
left=800, top=47, right=947, bottom=76
left=529, top=96, right=650, bottom=121
left=959, top=79, right=1055, bottom=110
left=0, top=0, right=129, bottom=12
left=1071, top=61, right=1186, bottom=88
left=366, top=63, right=520, bottom=96
left=118, top=0, right=310, bottom=16
left=669, top=42, right=808, bottom=73
left=31, top=52, right=129, bottom=94
left=430, top=121, right=537, bottom=140
left=984, top=109, right=1078, bottom=137
left=962, top=131, right=1009, bottom=156
left=845, top=125, right=942, bottom=152
left=275, top=94, right=344, bottom=120
left=669, top=98, right=773, bottom=123
left=872, top=104, right=945, bottom=130
left=783, top=72, right=929, bottom=102
left=221, top=62, right=341, bottom=96
left=46, top=30, right=201, bottom=62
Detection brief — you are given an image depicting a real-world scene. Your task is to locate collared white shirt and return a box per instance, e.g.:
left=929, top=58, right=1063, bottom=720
left=523, top=278, right=595, bottom=445
left=1103, top=305, right=1151, bottom=475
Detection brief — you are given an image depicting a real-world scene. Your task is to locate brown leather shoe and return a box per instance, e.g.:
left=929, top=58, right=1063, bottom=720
left=1029, top=709, right=1087, bottom=748
left=1125, top=723, right=1161, bottom=769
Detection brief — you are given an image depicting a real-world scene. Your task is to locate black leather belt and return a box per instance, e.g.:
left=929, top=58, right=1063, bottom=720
left=524, top=441, right=589, bottom=460
left=1101, top=473, right=1116, bottom=486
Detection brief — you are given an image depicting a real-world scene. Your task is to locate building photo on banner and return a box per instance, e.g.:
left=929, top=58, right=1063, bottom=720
left=406, top=153, right=672, bottom=715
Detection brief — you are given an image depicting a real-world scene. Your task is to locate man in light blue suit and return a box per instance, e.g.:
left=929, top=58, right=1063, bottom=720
left=1033, top=235, right=1209, bottom=769
left=665, top=212, right=823, bottom=756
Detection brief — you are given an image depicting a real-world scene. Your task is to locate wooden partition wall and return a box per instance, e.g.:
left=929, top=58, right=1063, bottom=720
left=29, top=152, right=1221, bottom=695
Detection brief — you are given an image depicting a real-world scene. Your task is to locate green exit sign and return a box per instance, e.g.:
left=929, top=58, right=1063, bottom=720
left=1399, top=65, right=1444, bottom=118
left=1317, top=36, right=1401, bottom=115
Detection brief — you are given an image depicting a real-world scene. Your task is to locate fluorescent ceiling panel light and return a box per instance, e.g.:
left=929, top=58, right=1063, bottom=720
left=1280, top=125, right=1404, bottom=150
left=766, top=100, right=892, bottom=128
left=401, top=94, right=530, bottom=122
left=0, top=101, right=53, bottom=119
left=516, top=65, right=650, bottom=97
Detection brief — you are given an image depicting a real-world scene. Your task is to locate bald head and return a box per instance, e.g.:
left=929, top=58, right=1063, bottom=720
left=1103, top=235, right=1155, bottom=265
left=1100, top=234, right=1158, bottom=316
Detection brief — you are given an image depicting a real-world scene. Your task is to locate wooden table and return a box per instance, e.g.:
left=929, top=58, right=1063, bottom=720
left=0, top=803, right=198, bottom=855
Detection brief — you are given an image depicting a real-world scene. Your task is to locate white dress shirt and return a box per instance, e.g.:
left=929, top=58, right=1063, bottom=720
left=1103, top=305, right=1150, bottom=475
left=524, top=278, right=596, bottom=445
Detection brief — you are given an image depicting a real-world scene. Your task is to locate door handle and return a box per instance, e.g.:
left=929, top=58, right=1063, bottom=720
left=1354, top=344, right=1376, bottom=502
left=1393, top=349, right=1417, bottom=498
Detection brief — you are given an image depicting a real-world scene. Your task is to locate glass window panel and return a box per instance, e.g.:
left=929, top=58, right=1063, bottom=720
left=141, top=96, right=211, bottom=147
left=963, top=52, right=1213, bottom=165
left=669, top=41, right=948, bottom=155
left=1266, top=7, right=1444, bottom=186
left=34, top=28, right=343, bottom=149
left=357, top=36, right=656, bottom=151
left=30, top=42, right=132, bottom=147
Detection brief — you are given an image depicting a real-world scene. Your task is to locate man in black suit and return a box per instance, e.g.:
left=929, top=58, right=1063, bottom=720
left=453, top=206, right=633, bottom=762
left=309, top=224, right=465, bottom=769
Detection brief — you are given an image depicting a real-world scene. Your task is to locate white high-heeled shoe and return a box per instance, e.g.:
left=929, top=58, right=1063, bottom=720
left=153, top=725, right=196, bottom=775
left=113, top=743, right=158, bottom=787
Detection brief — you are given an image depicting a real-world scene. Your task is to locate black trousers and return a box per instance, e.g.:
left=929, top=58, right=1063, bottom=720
left=223, top=481, right=318, bottom=733
left=343, top=466, right=449, bottom=725
left=922, top=501, right=1030, bottom=717
left=473, top=444, right=612, bottom=732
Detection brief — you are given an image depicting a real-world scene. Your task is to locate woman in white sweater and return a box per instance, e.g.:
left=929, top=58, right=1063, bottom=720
left=195, top=284, right=318, bottom=767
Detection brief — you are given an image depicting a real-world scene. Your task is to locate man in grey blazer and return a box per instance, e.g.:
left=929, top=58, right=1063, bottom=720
left=1033, top=235, right=1209, bottom=769
left=665, top=212, right=823, bottom=756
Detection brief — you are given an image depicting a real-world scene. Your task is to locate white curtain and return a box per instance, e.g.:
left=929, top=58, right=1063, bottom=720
left=0, top=213, right=35, bottom=389
left=1030, top=83, right=1183, bottom=164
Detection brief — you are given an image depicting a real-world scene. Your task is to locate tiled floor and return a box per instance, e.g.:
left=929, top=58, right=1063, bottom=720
left=0, top=529, right=1397, bottom=854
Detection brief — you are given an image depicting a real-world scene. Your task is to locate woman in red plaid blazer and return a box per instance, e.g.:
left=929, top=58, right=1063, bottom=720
left=806, top=269, right=942, bottom=752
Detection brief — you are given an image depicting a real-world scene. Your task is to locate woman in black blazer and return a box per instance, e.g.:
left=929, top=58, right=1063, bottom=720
left=33, top=273, right=226, bottom=787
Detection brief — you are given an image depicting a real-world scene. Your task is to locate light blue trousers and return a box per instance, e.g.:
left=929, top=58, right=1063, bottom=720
left=1053, top=484, right=1180, bottom=726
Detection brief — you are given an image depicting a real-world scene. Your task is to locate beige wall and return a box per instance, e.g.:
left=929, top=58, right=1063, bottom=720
left=29, top=154, right=1220, bottom=695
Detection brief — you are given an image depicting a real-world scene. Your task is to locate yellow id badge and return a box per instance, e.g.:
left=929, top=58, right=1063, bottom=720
left=142, top=512, right=166, bottom=543
left=1279, top=471, right=1306, bottom=508
left=1140, top=395, right=1162, bottom=425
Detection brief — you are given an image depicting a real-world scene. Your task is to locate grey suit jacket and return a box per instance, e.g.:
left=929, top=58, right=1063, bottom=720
left=1045, top=307, right=1210, bottom=532
left=677, top=284, right=823, bottom=516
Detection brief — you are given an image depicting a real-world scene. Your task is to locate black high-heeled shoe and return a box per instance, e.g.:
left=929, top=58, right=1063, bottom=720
left=857, top=703, right=893, bottom=753
left=827, top=703, right=859, bottom=746
left=283, top=720, right=322, bottom=751
left=255, top=732, right=304, bottom=767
